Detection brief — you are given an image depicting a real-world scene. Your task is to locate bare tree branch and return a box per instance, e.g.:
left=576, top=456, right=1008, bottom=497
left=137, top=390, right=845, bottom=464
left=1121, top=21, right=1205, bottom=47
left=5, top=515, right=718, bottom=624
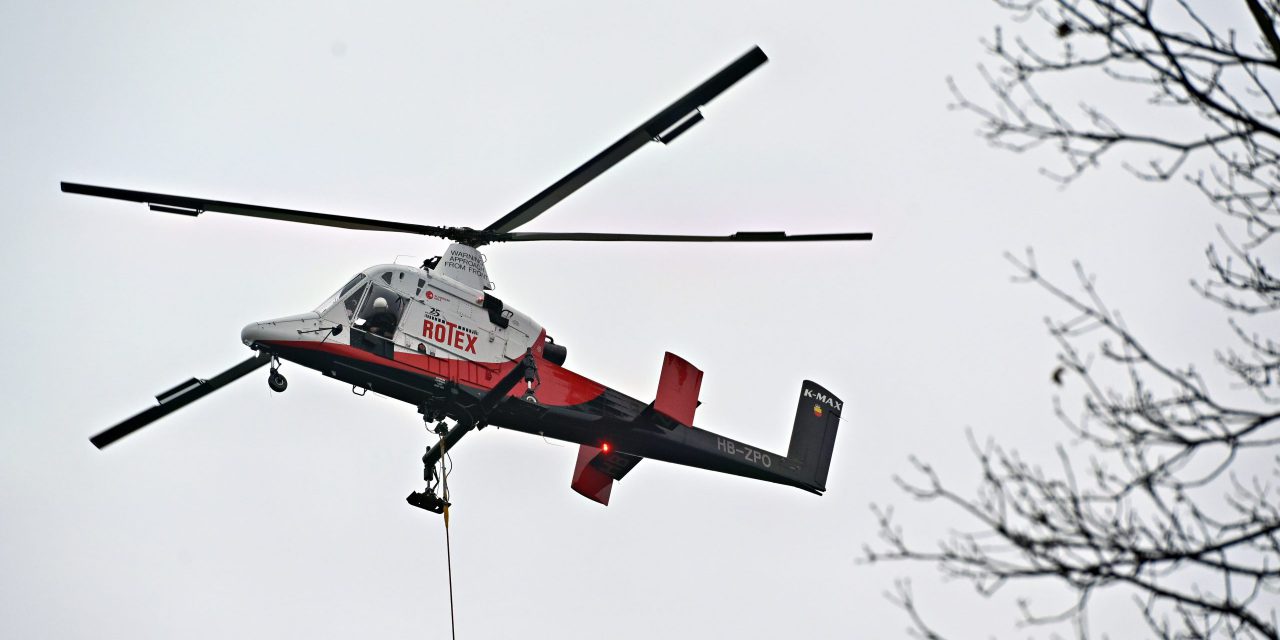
left=871, top=1, right=1280, bottom=637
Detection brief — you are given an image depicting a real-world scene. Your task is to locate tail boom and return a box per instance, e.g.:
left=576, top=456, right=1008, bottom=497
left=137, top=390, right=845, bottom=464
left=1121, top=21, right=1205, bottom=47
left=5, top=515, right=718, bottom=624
left=592, top=380, right=844, bottom=495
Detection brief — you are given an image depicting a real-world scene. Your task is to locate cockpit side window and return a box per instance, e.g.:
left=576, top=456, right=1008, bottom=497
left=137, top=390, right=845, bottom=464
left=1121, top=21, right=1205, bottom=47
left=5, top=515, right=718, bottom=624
left=339, top=276, right=369, bottom=319
left=342, top=284, right=368, bottom=319
left=315, top=274, right=368, bottom=315
left=340, top=274, right=366, bottom=298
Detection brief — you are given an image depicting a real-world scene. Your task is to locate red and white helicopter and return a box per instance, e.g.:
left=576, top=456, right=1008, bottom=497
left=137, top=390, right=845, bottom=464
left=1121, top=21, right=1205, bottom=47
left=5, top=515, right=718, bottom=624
left=66, top=46, right=870, bottom=513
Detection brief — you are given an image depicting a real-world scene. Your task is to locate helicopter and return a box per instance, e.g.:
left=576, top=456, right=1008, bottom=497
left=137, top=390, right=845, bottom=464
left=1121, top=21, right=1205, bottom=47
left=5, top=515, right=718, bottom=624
left=65, top=46, right=871, bottom=513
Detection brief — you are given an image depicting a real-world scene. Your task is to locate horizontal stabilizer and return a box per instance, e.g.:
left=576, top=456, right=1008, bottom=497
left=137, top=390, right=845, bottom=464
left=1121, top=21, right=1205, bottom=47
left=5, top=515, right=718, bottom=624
left=571, top=444, right=643, bottom=506
left=653, top=352, right=703, bottom=427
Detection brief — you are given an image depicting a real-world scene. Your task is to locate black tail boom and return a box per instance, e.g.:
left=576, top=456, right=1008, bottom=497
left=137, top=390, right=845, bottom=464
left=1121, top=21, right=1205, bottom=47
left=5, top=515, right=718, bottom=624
left=605, top=380, right=845, bottom=495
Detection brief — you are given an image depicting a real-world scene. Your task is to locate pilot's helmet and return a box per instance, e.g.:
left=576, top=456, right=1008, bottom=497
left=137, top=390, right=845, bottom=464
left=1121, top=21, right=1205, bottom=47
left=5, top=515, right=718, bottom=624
left=372, top=297, right=388, bottom=312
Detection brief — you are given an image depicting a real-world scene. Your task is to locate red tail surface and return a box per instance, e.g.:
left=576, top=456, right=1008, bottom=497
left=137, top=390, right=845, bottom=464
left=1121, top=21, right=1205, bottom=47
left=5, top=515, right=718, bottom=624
left=653, top=352, right=703, bottom=426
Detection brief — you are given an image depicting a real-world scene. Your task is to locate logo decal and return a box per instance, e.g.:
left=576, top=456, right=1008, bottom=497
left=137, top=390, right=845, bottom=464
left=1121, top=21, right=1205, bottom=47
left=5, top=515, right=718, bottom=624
left=802, top=388, right=842, bottom=411
left=813, top=404, right=823, bottom=418
left=422, top=319, right=478, bottom=354
left=425, top=290, right=435, bottom=300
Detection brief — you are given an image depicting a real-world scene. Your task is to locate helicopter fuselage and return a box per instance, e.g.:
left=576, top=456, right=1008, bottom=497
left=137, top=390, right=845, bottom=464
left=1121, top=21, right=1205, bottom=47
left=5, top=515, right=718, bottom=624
left=75, top=46, right=856, bottom=507
left=239, top=248, right=829, bottom=501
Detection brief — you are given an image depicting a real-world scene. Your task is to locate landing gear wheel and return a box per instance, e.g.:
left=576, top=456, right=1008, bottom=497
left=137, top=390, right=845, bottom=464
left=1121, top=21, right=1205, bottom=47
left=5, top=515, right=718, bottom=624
left=268, top=370, right=288, bottom=393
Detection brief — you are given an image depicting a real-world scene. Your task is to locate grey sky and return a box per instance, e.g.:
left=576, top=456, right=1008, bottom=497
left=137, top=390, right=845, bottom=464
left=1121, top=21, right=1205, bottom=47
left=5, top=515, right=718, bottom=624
left=0, top=2, right=1235, bottom=638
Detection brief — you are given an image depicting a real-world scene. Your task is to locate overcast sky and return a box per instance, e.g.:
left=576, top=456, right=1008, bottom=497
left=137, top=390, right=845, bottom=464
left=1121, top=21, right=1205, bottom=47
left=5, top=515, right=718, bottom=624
left=0, top=2, right=1238, bottom=638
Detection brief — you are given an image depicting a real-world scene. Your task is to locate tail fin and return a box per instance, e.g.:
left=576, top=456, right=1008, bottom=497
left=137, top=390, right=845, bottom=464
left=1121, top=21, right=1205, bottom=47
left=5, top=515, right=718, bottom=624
left=786, top=380, right=843, bottom=491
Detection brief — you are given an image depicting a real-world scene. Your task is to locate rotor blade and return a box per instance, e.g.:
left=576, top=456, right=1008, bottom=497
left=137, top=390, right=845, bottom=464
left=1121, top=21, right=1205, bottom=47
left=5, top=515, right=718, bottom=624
left=497, top=230, right=873, bottom=243
left=483, top=46, right=769, bottom=234
left=61, top=182, right=466, bottom=240
left=90, top=352, right=271, bottom=450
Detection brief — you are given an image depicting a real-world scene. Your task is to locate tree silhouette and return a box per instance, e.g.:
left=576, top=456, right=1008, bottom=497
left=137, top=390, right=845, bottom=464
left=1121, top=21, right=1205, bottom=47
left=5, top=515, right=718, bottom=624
left=866, top=1, right=1280, bottom=637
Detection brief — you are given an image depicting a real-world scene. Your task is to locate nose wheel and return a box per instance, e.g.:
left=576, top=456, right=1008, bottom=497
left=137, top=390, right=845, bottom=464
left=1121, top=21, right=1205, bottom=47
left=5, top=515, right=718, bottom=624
left=267, top=359, right=287, bottom=393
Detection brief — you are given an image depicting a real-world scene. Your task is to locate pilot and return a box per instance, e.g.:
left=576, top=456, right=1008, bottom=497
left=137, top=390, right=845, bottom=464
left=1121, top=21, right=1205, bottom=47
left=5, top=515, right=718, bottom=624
left=365, top=297, right=398, bottom=337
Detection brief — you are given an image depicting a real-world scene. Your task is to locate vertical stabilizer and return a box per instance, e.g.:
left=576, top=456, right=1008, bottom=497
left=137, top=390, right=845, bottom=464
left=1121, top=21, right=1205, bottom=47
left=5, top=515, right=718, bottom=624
left=786, top=381, right=843, bottom=491
left=653, top=352, right=703, bottom=426
left=571, top=444, right=644, bottom=506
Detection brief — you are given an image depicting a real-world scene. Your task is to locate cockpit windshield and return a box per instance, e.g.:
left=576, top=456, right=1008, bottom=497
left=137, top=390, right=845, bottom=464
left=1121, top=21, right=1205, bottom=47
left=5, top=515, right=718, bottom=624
left=315, top=273, right=367, bottom=315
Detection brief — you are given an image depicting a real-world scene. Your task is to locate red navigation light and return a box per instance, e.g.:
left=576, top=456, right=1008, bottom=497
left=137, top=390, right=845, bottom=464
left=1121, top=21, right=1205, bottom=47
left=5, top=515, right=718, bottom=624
left=601, top=442, right=611, bottom=454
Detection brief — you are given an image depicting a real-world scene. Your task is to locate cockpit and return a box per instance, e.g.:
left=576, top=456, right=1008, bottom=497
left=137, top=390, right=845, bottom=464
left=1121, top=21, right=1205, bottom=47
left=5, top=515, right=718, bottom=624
left=317, top=266, right=423, bottom=359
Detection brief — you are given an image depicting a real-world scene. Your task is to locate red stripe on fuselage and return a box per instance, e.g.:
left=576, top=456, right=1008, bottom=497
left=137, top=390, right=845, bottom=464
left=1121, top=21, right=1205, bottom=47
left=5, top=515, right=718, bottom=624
left=257, top=339, right=607, bottom=408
